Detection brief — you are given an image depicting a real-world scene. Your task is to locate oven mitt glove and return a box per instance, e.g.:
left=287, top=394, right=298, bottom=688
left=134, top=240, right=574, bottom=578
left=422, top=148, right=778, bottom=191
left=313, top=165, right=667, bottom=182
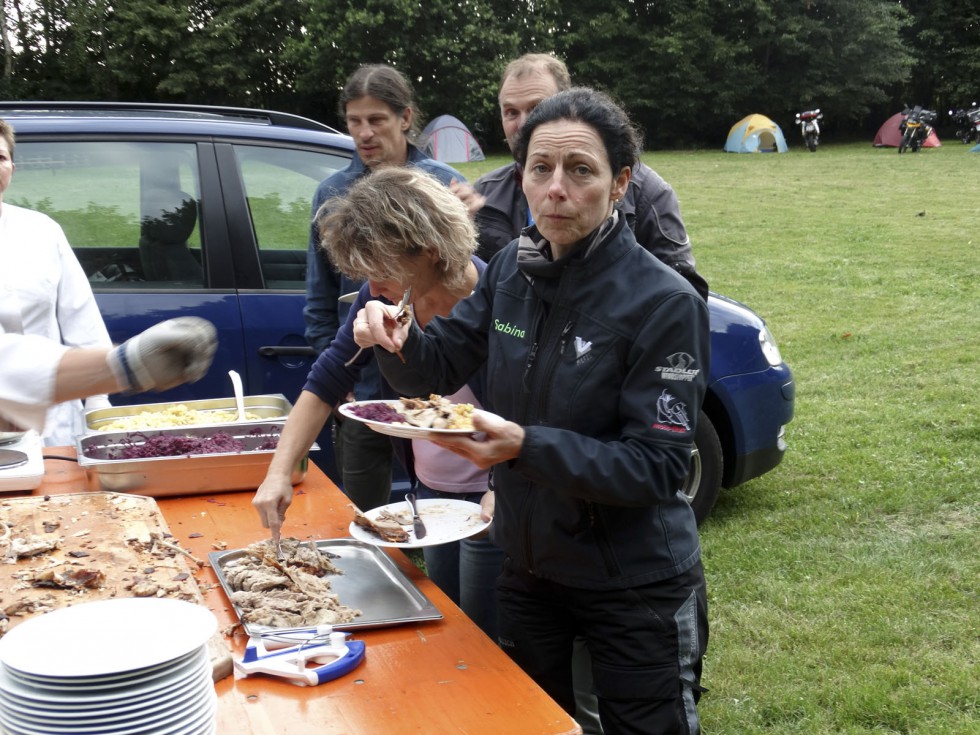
left=107, top=317, right=218, bottom=393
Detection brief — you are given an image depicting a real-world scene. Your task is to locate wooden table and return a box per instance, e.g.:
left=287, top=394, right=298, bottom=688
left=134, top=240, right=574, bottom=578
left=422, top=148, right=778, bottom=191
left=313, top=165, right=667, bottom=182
left=32, top=451, right=581, bottom=735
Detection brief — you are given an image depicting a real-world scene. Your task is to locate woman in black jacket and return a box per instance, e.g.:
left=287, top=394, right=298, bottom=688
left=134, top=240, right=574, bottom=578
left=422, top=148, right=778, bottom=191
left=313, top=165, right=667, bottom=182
left=353, top=88, right=709, bottom=735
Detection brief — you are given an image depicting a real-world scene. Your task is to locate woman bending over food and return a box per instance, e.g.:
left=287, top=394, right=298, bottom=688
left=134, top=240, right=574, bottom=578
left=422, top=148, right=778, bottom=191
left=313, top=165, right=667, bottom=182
left=352, top=88, right=710, bottom=735
left=252, top=167, right=501, bottom=640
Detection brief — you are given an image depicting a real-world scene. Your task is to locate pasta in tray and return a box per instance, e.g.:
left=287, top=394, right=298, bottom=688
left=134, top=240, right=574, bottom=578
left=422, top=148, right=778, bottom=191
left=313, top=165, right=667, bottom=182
left=96, top=404, right=260, bottom=432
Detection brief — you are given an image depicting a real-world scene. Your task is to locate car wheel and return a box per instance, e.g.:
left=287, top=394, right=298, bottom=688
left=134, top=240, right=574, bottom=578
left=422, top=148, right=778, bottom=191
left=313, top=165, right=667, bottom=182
left=682, top=411, right=723, bottom=525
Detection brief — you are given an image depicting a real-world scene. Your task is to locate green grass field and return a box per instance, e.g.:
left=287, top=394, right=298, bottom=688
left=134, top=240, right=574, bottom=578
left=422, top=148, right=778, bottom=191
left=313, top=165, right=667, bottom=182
left=460, top=142, right=979, bottom=734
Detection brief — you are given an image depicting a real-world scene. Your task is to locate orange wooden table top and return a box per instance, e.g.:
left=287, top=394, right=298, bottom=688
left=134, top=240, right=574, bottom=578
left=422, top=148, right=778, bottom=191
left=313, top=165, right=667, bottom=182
left=33, top=451, right=581, bottom=735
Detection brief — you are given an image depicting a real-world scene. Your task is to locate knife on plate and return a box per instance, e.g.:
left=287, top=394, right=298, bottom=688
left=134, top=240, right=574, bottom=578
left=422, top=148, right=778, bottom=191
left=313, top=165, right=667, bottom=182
left=405, top=493, right=426, bottom=540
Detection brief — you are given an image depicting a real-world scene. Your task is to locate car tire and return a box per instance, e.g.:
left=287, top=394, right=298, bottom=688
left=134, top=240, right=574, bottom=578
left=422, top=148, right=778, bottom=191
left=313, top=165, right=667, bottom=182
left=682, top=411, right=723, bottom=525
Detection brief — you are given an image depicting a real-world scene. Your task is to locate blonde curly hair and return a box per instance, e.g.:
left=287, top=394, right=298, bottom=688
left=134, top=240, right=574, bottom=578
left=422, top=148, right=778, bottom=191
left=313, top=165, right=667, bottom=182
left=318, top=168, right=476, bottom=292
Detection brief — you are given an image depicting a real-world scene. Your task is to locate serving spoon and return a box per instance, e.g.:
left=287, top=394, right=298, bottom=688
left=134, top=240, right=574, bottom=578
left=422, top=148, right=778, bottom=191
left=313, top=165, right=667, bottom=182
left=228, top=370, right=246, bottom=422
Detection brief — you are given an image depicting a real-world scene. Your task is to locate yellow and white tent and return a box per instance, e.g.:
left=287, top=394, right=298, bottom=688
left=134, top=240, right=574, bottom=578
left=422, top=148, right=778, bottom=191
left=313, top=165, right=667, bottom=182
left=724, top=114, right=788, bottom=153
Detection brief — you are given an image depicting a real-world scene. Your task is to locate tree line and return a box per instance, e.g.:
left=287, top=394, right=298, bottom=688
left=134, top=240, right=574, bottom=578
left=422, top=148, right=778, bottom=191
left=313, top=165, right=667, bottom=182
left=1, top=0, right=976, bottom=151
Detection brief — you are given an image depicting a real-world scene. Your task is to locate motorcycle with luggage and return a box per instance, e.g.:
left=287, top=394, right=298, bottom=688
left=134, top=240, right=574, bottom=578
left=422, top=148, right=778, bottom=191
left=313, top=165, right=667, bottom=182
left=898, top=105, right=937, bottom=153
left=948, top=103, right=980, bottom=145
left=795, top=109, right=823, bottom=152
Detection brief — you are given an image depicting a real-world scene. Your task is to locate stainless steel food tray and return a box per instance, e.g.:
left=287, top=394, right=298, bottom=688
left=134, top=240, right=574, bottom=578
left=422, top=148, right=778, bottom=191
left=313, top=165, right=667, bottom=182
left=76, top=422, right=317, bottom=496
left=84, top=394, right=293, bottom=433
left=210, top=538, right=442, bottom=635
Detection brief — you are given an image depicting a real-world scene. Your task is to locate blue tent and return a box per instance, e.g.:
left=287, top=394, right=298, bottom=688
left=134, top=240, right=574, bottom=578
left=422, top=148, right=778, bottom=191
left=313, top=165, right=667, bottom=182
left=724, top=114, right=788, bottom=153
left=972, top=142, right=980, bottom=152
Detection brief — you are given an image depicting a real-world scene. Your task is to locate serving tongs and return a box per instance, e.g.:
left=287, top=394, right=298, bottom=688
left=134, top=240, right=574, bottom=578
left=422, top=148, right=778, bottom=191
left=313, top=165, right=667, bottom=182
left=344, top=287, right=412, bottom=367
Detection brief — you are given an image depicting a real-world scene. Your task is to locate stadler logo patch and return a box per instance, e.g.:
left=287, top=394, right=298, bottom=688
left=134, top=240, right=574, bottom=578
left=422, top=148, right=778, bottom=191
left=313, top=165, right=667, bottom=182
left=655, top=352, right=700, bottom=382
left=652, top=389, right=691, bottom=432
left=574, top=336, right=592, bottom=359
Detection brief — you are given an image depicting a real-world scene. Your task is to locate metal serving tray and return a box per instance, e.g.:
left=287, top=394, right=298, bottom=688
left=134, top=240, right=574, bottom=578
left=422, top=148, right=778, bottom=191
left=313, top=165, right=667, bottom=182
left=76, top=422, right=316, bottom=496
left=84, top=394, right=293, bottom=433
left=210, top=538, right=442, bottom=635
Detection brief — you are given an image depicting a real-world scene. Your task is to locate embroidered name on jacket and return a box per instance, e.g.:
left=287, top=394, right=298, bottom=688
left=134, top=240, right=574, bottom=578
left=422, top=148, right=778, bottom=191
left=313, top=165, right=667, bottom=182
left=494, top=319, right=526, bottom=339
left=652, top=389, right=691, bottom=432
left=655, top=352, right=701, bottom=382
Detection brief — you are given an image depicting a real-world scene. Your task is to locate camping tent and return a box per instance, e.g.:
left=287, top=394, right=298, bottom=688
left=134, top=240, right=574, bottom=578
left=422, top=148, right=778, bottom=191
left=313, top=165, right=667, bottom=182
left=972, top=143, right=980, bottom=152
left=724, top=114, right=788, bottom=153
left=873, top=112, right=942, bottom=148
left=419, top=115, right=485, bottom=163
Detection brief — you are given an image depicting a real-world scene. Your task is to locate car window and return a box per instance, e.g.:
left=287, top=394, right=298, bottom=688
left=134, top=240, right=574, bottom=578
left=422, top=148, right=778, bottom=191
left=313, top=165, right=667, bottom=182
left=232, top=144, right=348, bottom=289
left=8, top=141, right=203, bottom=288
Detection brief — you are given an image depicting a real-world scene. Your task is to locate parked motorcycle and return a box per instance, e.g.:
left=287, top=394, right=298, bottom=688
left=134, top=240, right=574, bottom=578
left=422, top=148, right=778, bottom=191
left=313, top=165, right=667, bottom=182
left=898, top=105, right=937, bottom=153
left=948, top=102, right=980, bottom=145
left=795, top=109, right=823, bottom=152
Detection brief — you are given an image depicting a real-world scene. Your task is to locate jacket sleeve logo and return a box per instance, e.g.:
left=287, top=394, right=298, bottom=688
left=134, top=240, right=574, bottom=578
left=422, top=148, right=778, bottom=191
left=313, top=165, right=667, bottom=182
left=653, top=389, right=691, bottom=432
left=655, top=352, right=700, bottom=382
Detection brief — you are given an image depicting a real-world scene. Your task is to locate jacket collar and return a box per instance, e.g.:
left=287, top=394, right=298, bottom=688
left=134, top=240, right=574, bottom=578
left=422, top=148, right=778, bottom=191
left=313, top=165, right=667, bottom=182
left=517, top=210, right=622, bottom=279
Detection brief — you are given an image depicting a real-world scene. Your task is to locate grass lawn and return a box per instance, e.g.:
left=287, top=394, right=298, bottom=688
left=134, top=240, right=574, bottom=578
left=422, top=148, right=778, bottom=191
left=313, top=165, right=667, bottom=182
left=459, top=141, right=978, bottom=734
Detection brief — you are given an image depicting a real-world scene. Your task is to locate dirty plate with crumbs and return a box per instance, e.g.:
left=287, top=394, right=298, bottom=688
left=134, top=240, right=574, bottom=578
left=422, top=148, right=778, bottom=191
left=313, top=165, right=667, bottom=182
left=348, top=498, right=490, bottom=549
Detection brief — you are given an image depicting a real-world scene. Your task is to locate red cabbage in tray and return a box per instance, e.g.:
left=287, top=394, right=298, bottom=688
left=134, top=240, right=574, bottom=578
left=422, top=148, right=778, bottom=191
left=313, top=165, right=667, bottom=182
left=111, top=432, right=245, bottom=459
left=348, top=403, right=405, bottom=424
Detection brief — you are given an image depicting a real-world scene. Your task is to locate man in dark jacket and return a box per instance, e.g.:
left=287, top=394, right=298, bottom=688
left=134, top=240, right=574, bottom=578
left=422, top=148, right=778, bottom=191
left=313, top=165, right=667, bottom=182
left=474, top=53, right=709, bottom=300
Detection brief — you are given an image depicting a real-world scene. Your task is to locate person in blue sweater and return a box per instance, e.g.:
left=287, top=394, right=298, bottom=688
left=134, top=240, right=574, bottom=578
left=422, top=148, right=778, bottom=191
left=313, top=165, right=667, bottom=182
left=255, top=168, right=499, bottom=639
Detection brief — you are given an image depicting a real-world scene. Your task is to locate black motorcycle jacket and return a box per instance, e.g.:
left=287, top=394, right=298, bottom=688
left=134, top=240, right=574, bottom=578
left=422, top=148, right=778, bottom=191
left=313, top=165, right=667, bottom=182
left=473, top=161, right=709, bottom=300
left=375, top=215, right=709, bottom=590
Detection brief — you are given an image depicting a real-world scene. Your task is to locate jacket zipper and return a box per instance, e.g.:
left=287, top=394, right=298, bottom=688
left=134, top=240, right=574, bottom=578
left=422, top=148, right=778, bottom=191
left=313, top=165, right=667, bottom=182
left=519, top=315, right=576, bottom=575
left=517, top=305, right=546, bottom=574
left=558, top=320, right=576, bottom=356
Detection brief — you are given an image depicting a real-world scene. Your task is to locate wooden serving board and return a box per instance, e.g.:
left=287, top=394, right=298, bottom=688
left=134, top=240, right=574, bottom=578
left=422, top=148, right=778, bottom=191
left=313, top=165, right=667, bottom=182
left=0, top=492, right=231, bottom=680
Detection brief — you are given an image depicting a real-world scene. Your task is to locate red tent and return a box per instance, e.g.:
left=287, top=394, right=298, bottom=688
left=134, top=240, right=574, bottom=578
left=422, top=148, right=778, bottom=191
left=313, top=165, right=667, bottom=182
left=873, top=111, right=942, bottom=148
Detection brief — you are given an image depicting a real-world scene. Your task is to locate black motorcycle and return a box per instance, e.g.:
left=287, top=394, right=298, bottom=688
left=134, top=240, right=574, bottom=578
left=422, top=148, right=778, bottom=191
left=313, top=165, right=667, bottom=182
left=898, top=105, right=937, bottom=154
left=795, top=109, right=823, bottom=152
left=948, top=103, right=980, bottom=145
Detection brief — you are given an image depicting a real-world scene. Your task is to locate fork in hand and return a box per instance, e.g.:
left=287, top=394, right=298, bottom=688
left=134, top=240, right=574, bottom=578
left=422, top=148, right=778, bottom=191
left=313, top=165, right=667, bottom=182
left=344, top=286, right=412, bottom=367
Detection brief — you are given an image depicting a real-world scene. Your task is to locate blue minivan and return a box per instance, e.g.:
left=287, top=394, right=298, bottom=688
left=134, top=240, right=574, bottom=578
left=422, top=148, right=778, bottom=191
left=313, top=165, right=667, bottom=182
left=1, top=102, right=793, bottom=523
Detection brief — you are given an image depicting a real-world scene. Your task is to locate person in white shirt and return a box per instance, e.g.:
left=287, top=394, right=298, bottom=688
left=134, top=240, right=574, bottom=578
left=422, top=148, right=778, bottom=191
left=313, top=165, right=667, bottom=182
left=0, top=118, right=114, bottom=445
left=0, top=318, right=219, bottom=435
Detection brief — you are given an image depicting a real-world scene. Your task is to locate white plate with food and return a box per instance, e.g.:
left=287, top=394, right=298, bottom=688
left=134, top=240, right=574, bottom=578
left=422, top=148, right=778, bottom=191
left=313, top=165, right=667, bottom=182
left=349, top=498, right=490, bottom=548
left=337, top=396, right=493, bottom=439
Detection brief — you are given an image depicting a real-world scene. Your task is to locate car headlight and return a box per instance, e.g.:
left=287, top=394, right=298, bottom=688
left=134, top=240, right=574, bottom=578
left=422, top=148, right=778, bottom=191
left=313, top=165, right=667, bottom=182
left=759, top=325, right=783, bottom=367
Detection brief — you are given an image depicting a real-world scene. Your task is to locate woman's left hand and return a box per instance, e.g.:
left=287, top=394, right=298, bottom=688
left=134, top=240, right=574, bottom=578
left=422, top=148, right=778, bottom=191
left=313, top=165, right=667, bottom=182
left=479, top=490, right=495, bottom=523
left=430, top=411, right=524, bottom=470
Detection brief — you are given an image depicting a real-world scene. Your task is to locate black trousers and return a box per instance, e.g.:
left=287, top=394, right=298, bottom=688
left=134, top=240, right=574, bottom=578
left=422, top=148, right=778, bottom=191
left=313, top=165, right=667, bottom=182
left=497, top=558, right=708, bottom=735
left=331, top=415, right=394, bottom=511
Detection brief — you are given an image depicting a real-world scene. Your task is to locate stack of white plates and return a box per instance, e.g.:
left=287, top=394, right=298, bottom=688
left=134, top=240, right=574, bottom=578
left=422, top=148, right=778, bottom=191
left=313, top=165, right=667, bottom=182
left=0, top=597, right=218, bottom=735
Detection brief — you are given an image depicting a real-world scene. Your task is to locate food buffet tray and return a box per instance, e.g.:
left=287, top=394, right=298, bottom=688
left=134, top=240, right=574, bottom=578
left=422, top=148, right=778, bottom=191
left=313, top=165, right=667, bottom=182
left=84, top=394, right=293, bottom=433
left=75, top=422, right=316, bottom=496
left=210, top=538, right=442, bottom=636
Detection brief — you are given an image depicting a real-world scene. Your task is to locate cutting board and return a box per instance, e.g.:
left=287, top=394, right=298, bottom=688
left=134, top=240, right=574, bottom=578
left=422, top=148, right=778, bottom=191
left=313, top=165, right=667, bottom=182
left=0, top=492, right=232, bottom=680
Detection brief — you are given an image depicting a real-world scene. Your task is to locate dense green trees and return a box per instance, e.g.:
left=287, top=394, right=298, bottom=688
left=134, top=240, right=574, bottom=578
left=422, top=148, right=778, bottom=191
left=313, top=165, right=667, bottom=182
left=0, top=0, right=974, bottom=149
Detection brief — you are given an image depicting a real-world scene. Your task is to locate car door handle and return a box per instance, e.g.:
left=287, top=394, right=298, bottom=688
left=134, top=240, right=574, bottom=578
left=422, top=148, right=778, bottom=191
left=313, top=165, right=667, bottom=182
left=258, top=345, right=317, bottom=357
